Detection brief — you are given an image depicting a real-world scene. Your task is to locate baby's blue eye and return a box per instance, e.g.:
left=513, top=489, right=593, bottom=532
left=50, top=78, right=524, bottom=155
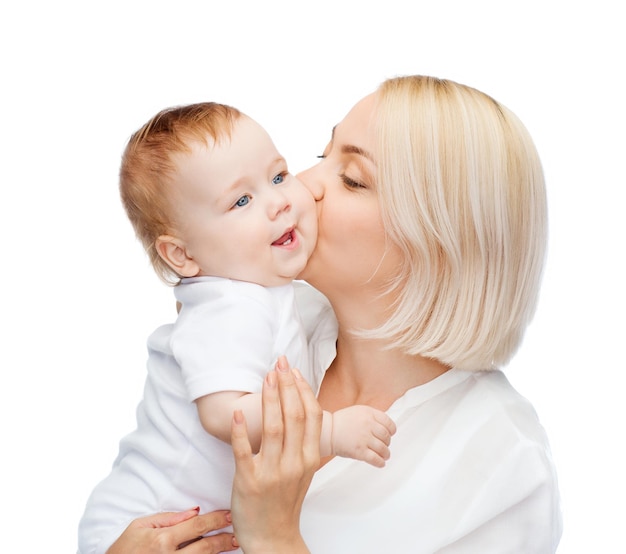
left=272, top=173, right=285, bottom=185
left=234, top=195, right=250, bottom=207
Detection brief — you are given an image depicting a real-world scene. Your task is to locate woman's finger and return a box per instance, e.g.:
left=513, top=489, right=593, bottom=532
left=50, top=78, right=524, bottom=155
left=106, top=510, right=235, bottom=554
left=175, top=510, right=233, bottom=543
left=136, top=507, right=201, bottom=529
left=275, top=357, right=306, bottom=458
left=292, top=367, right=322, bottom=467
left=258, top=366, right=284, bottom=463
left=178, top=532, right=238, bottom=553
left=231, top=408, right=254, bottom=477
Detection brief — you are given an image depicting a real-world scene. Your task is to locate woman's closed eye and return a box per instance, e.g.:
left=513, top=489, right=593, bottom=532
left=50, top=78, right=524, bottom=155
left=341, top=174, right=366, bottom=190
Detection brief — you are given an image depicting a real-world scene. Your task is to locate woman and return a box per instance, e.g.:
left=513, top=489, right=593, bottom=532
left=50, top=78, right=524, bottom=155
left=107, top=75, right=562, bottom=553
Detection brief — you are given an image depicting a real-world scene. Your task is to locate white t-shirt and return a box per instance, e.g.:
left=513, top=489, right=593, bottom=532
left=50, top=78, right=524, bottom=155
left=295, top=284, right=562, bottom=553
left=78, top=277, right=318, bottom=554
left=79, top=281, right=562, bottom=553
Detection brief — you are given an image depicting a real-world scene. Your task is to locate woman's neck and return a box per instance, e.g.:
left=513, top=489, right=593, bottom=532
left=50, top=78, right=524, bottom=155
left=317, top=296, right=451, bottom=412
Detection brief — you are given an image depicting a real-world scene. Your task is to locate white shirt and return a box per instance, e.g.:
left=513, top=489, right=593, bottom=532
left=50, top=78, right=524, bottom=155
left=295, top=283, right=562, bottom=553
left=77, top=277, right=317, bottom=554
left=79, top=281, right=562, bottom=553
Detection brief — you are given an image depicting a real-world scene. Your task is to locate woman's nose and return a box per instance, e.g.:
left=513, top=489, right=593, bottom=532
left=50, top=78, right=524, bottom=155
left=297, top=164, right=324, bottom=201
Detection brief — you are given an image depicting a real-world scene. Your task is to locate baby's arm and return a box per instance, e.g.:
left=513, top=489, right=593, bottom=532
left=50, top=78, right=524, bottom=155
left=320, top=406, right=397, bottom=468
left=196, top=382, right=397, bottom=466
left=196, top=391, right=263, bottom=453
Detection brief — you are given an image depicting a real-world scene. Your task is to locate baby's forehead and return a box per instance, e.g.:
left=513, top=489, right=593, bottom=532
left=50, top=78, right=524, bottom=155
left=171, top=114, right=281, bottom=172
left=169, top=140, right=218, bottom=177
left=170, top=136, right=228, bottom=172
left=172, top=110, right=249, bottom=151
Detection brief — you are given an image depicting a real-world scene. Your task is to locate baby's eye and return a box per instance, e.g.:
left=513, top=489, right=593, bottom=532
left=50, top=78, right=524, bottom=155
left=234, top=194, right=251, bottom=208
left=272, top=172, right=287, bottom=185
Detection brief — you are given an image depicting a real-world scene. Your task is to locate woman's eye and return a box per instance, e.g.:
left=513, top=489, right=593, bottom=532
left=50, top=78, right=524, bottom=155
left=272, top=172, right=287, bottom=185
left=233, top=194, right=251, bottom=208
left=341, top=174, right=365, bottom=190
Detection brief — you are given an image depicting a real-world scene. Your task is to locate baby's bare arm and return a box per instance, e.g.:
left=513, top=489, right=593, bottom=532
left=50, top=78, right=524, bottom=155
left=196, top=391, right=263, bottom=452
left=196, top=389, right=397, bottom=467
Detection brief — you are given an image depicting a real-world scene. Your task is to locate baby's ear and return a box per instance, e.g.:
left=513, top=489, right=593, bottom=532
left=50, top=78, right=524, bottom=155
left=155, top=235, right=200, bottom=278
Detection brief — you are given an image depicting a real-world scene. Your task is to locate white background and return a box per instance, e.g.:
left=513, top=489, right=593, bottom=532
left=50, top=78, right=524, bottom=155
left=1, top=1, right=624, bottom=552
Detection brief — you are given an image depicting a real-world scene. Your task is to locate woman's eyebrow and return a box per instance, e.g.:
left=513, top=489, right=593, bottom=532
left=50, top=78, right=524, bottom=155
left=341, top=144, right=374, bottom=161
left=331, top=124, right=374, bottom=161
left=330, top=125, right=375, bottom=163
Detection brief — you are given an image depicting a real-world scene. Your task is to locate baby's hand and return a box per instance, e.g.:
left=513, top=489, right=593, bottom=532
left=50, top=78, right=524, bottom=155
left=331, top=406, right=397, bottom=468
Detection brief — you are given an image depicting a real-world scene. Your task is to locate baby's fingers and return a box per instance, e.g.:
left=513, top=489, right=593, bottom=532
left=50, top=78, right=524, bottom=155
left=362, top=443, right=390, bottom=468
left=375, top=412, right=397, bottom=436
left=370, top=418, right=396, bottom=448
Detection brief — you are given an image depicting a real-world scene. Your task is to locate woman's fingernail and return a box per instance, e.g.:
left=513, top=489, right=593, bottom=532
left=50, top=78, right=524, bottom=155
left=276, top=355, right=288, bottom=372
left=266, top=370, right=277, bottom=387
left=292, top=367, right=303, bottom=380
left=232, top=535, right=240, bottom=547
left=225, top=511, right=232, bottom=523
left=233, top=410, right=244, bottom=424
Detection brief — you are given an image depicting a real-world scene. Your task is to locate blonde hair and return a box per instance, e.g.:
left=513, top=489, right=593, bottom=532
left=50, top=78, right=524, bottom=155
left=119, top=102, right=242, bottom=284
left=369, top=75, right=547, bottom=370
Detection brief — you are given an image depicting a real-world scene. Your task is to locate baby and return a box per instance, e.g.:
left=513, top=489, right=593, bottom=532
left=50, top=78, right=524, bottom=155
left=77, top=102, right=396, bottom=554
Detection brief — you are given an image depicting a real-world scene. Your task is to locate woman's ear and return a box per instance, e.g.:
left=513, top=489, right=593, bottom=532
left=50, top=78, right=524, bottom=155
left=155, top=235, right=200, bottom=278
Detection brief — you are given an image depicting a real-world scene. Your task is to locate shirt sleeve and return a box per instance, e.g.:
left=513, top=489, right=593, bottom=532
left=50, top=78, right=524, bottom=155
left=439, top=430, right=562, bottom=553
left=172, top=285, right=277, bottom=401
left=293, top=281, right=338, bottom=389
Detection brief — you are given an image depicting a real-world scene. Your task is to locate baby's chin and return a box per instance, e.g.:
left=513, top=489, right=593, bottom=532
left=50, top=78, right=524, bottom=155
left=265, top=266, right=305, bottom=287
left=295, top=254, right=314, bottom=281
left=271, top=267, right=306, bottom=286
left=295, top=257, right=314, bottom=281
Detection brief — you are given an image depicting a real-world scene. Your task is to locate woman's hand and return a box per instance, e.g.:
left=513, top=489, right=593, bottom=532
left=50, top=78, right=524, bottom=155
left=106, top=508, right=238, bottom=554
left=230, top=356, right=321, bottom=554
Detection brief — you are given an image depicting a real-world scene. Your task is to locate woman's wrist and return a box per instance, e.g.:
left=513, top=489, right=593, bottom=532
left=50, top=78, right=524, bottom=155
left=242, top=533, right=310, bottom=554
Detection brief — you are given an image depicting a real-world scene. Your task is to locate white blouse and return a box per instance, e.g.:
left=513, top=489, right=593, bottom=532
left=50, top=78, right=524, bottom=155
left=294, top=282, right=562, bottom=553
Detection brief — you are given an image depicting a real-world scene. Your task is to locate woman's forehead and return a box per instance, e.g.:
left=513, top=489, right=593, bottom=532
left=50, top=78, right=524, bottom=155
left=332, top=92, right=377, bottom=146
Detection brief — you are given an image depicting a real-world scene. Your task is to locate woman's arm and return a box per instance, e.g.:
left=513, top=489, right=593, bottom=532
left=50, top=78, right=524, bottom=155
left=230, top=356, right=321, bottom=554
left=105, top=508, right=238, bottom=553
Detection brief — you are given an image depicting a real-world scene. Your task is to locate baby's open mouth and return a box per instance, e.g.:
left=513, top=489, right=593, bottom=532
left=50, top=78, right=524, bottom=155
left=272, top=229, right=294, bottom=246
